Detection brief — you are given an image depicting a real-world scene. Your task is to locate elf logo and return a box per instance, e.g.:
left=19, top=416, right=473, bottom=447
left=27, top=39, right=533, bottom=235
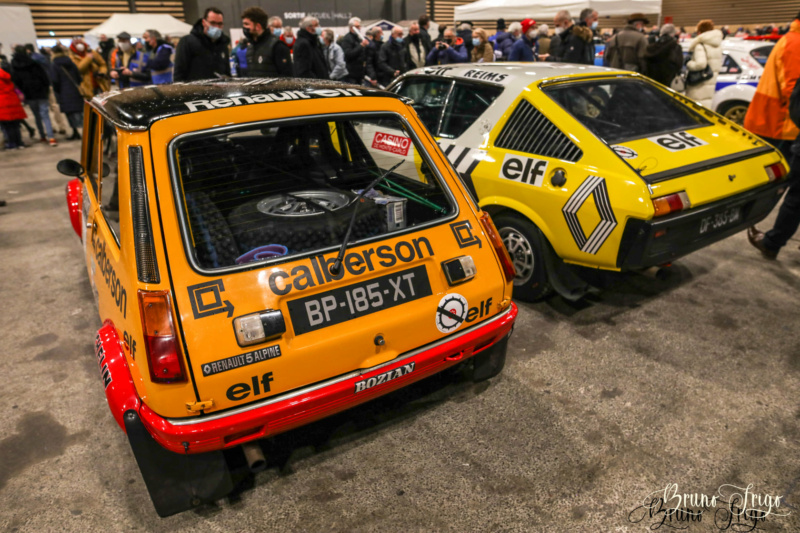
left=226, top=372, right=274, bottom=402
left=465, top=297, right=493, bottom=323
left=500, top=154, right=548, bottom=186
left=648, top=131, right=708, bottom=152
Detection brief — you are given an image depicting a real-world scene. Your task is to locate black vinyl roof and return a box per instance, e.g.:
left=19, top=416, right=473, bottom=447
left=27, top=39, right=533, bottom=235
left=90, top=78, right=405, bottom=131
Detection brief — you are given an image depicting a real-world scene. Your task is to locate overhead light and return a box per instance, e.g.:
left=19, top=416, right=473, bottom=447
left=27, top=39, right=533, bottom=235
left=49, top=31, right=55, bottom=36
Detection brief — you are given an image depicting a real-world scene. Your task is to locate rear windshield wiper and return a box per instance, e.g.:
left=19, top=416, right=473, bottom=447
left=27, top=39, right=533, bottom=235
left=329, top=162, right=403, bottom=276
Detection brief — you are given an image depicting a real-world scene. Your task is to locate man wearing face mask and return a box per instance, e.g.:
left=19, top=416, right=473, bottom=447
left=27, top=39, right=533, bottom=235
left=141, top=30, right=174, bottom=84
left=508, top=19, right=538, bottom=61
left=377, top=27, right=409, bottom=86
left=604, top=13, right=649, bottom=72
left=109, top=32, right=147, bottom=88
left=241, top=7, right=292, bottom=77
left=550, top=10, right=594, bottom=65
left=174, top=7, right=230, bottom=82
left=406, top=22, right=429, bottom=69
left=268, top=16, right=284, bottom=39
left=341, top=17, right=370, bottom=85
left=293, top=16, right=328, bottom=79
left=579, top=8, right=599, bottom=61
left=281, top=27, right=296, bottom=50
left=425, top=28, right=468, bottom=65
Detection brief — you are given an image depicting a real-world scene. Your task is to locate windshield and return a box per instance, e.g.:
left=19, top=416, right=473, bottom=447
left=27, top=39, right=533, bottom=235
left=171, top=114, right=454, bottom=270
left=543, top=78, right=710, bottom=144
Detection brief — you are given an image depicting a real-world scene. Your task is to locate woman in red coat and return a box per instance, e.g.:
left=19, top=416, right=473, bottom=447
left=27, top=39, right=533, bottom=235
left=0, top=65, right=27, bottom=149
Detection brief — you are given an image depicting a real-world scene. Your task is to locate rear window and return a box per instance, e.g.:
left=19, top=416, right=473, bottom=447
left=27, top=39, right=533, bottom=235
left=543, top=78, right=710, bottom=144
left=749, top=45, right=773, bottom=66
left=171, top=114, right=455, bottom=270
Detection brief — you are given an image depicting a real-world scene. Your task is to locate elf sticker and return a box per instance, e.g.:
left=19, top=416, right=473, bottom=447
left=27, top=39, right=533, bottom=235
left=436, top=293, right=468, bottom=333
left=372, top=132, right=411, bottom=156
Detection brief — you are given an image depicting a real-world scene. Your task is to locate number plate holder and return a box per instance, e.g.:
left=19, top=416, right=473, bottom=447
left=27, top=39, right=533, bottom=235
left=698, top=206, right=742, bottom=235
left=287, top=265, right=432, bottom=335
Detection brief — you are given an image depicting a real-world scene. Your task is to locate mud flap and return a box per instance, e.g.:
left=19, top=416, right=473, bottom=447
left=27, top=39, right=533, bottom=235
left=472, top=333, right=510, bottom=382
left=124, top=410, right=233, bottom=517
left=538, top=235, right=591, bottom=301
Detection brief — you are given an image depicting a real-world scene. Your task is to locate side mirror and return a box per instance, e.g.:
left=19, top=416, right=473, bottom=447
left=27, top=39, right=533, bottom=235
left=57, top=159, right=85, bottom=178
left=102, top=162, right=111, bottom=178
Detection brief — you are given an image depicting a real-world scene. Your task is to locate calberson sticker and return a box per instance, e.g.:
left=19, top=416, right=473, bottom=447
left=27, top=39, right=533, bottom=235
left=436, top=293, right=469, bottom=333
left=648, top=131, right=708, bottom=152
left=202, top=345, right=282, bottom=377
left=355, top=362, right=415, bottom=393
left=184, top=88, right=364, bottom=112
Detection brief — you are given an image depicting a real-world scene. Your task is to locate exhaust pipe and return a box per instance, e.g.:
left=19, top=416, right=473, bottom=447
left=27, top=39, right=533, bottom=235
left=241, top=442, right=266, bottom=473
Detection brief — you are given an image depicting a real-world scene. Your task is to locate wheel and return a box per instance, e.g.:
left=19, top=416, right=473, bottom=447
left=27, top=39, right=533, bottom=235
left=227, top=189, right=384, bottom=254
left=185, top=191, right=240, bottom=268
left=494, top=215, right=552, bottom=302
left=718, top=101, right=749, bottom=125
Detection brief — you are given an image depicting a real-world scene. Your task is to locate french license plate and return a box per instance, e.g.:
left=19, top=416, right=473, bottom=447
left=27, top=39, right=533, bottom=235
left=698, top=206, right=741, bottom=235
left=287, top=265, right=432, bottom=335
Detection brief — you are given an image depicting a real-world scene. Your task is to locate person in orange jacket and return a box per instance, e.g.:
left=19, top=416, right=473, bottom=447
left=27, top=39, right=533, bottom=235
left=743, top=12, right=800, bottom=158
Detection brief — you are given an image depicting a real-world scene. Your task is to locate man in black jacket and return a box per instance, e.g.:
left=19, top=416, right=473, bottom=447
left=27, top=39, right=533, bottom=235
left=550, top=9, right=594, bottom=65
left=364, top=27, right=384, bottom=87
left=293, top=16, right=328, bottom=79
left=418, top=15, right=433, bottom=51
left=174, top=7, right=230, bottom=81
left=11, top=46, right=57, bottom=145
left=377, top=27, right=409, bottom=86
left=340, top=17, right=369, bottom=84
left=643, top=24, right=683, bottom=86
left=241, top=7, right=292, bottom=77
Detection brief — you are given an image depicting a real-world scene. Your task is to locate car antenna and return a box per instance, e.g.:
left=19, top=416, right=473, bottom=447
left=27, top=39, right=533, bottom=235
left=330, top=162, right=403, bottom=276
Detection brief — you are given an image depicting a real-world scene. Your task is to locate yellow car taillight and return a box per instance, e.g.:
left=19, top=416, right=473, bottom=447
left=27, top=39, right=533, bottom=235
left=138, top=290, right=187, bottom=383
left=652, top=192, right=691, bottom=217
left=766, top=162, right=787, bottom=182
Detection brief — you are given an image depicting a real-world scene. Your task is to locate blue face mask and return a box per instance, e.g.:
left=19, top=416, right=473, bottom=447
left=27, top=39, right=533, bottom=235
left=273, top=27, right=283, bottom=37
left=591, top=21, right=599, bottom=30
left=472, top=38, right=480, bottom=46
left=315, top=26, right=322, bottom=36
left=206, top=25, right=222, bottom=41
left=395, top=36, right=404, bottom=44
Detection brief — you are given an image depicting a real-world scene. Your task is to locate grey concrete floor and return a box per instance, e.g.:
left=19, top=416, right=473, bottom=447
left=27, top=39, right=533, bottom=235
left=2, top=137, right=800, bottom=532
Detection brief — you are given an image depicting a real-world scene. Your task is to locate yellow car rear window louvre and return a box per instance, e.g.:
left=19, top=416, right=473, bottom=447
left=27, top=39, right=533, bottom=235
left=494, top=99, right=583, bottom=162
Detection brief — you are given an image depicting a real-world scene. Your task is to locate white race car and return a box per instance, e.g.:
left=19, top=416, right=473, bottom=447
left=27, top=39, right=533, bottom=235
left=682, top=38, right=774, bottom=124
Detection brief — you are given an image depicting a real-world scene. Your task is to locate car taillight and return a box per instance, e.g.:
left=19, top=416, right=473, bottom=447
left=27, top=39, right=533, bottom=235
left=479, top=211, right=516, bottom=282
left=652, top=192, right=691, bottom=217
left=766, top=162, right=787, bottom=182
left=138, top=290, right=187, bottom=383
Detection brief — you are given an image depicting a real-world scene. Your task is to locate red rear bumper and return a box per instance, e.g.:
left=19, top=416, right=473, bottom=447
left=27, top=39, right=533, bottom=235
left=97, top=304, right=517, bottom=454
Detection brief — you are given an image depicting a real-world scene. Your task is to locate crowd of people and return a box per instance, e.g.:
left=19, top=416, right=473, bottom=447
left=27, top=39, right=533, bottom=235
left=0, top=5, right=797, bottom=152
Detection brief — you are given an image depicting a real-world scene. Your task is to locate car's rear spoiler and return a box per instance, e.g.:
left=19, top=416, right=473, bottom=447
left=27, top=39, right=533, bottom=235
left=641, top=146, right=776, bottom=184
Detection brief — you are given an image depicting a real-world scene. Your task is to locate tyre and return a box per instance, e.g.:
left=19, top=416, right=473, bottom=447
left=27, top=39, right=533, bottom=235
left=227, top=189, right=384, bottom=254
left=717, top=100, right=749, bottom=125
left=185, top=191, right=240, bottom=268
left=494, top=215, right=552, bottom=302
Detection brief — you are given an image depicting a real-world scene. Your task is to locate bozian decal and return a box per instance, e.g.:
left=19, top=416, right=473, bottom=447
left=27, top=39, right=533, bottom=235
left=612, top=145, right=638, bottom=159
left=95, top=334, right=112, bottom=389
left=203, top=345, right=282, bottom=377
left=187, top=279, right=234, bottom=319
left=355, top=363, right=415, bottom=393
left=648, top=131, right=708, bottom=152
left=436, top=293, right=469, bottom=333
left=562, top=176, right=618, bottom=255
left=450, top=220, right=482, bottom=249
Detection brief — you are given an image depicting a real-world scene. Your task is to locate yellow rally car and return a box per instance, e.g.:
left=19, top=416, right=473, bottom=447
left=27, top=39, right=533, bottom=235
left=57, top=79, right=517, bottom=516
left=388, top=63, right=790, bottom=300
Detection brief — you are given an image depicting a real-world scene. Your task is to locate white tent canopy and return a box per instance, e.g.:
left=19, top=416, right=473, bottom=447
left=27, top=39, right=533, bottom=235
left=84, top=14, right=193, bottom=40
left=454, top=0, right=661, bottom=21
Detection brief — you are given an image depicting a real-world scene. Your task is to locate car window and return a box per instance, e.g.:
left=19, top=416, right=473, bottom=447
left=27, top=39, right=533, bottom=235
left=721, top=54, right=740, bottom=74
left=84, top=111, right=100, bottom=200
left=394, top=78, right=453, bottom=135
left=440, top=82, right=503, bottom=139
left=750, top=45, right=773, bottom=66
left=98, top=117, right=121, bottom=244
left=172, top=114, right=455, bottom=270
left=543, top=78, right=710, bottom=144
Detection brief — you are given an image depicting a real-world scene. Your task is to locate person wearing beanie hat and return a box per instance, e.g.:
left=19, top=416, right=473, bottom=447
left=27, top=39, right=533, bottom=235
left=604, top=12, right=649, bottom=71
left=489, top=18, right=506, bottom=47
left=508, top=18, right=539, bottom=61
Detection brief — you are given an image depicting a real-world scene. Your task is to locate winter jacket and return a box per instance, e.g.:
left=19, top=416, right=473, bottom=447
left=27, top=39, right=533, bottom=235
left=51, top=54, right=84, bottom=114
left=604, top=25, right=649, bottom=72
left=471, top=42, right=495, bottom=63
left=419, top=27, right=433, bottom=52
left=494, top=32, right=517, bottom=60
left=233, top=40, right=248, bottom=75
left=324, top=42, right=348, bottom=81
left=68, top=45, right=110, bottom=97
left=377, top=38, right=408, bottom=86
left=365, top=39, right=382, bottom=84
left=10, top=52, right=50, bottom=100
left=538, top=36, right=551, bottom=56
left=340, top=31, right=367, bottom=82
left=550, top=25, right=594, bottom=65
left=246, top=31, right=293, bottom=77
left=426, top=38, right=468, bottom=65
left=644, top=35, right=684, bottom=86
left=508, top=36, right=537, bottom=62
left=293, top=28, right=328, bottom=79
left=744, top=19, right=800, bottom=141
left=0, top=68, right=27, bottom=121
left=145, top=40, right=175, bottom=84
left=685, top=29, right=724, bottom=107
left=173, top=18, right=231, bottom=82
left=457, top=28, right=474, bottom=57
left=109, top=48, right=148, bottom=88
left=406, top=35, right=429, bottom=69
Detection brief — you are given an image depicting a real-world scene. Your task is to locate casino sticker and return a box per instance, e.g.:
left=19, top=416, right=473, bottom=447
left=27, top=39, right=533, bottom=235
left=612, top=145, right=638, bottom=159
left=436, top=293, right=468, bottom=333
